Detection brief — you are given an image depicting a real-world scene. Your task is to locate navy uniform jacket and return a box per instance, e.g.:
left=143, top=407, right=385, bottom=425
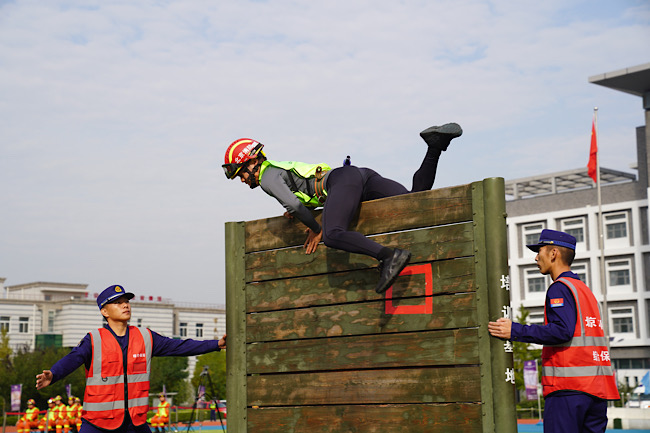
left=510, top=270, right=594, bottom=398
left=49, top=325, right=222, bottom=433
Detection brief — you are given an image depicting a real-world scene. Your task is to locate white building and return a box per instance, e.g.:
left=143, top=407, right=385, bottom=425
left=0, top=279, right=225, bottom=375
left=505, top=63, right=650, bottom=391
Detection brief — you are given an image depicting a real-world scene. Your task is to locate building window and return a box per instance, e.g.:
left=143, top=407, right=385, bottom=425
left=610, top=308, right=634, bottom=334
left=607, top=259, right=631, bottom=287
left=604, top=212, right=630, bottom=248
left=561, top=217, right=586, bottom=243
left=572, top=262, right=589, bottom=286
left=179, top=322, right=187, bottom=337
left=18, top=317, right=29, bottom=334
left=526, top=268, right=547, bottom=293
left=137, top=318, right=142, bottom=328
left=196, top=323, right=203, bottom=338
left=605, top=213, right=628, bottom=239
left=0, top=316, right=9, bottom=333
left=523, top=223, right=545, bottom=248
left=47, top=311, right=55, bottom=332
left=614, top=359, right=649, bottom=369
left=529, top=312, right=545, bottom=325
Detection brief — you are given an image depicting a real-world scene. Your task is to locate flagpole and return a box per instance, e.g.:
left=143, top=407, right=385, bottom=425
left=594, top=107, right=610, bottom=346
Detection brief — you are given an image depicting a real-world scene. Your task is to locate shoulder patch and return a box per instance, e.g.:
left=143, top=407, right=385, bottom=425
left=550, top=298, right=564, bottom=308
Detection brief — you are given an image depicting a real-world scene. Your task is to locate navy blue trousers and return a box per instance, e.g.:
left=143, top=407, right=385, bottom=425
left=321, top=146, right=440, bottom=258
left=544, top=393, right=608, bottom=433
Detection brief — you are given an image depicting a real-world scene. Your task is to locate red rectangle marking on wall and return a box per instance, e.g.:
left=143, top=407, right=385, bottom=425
left=384, top=263, right=433, bottom=315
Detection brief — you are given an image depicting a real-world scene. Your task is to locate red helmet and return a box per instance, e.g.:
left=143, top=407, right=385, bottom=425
left=27, top=399, right=35, bottom=405
left=222, top=138, right=264, bottom=179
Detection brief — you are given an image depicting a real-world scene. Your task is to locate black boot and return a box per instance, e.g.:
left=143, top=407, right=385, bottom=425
left=375, top=248, right=412, bottom=294
left=419, top=123, right=462, bottom=151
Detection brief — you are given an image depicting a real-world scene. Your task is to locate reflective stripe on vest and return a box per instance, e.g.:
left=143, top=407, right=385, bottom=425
left=82, top=326, right=153, bottom=430
left=259, top=160, right=331, bottom=207
left=541, top=277, right=620, bottom=400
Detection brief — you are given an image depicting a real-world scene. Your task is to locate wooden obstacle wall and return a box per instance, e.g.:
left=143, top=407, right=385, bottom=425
left=225, top=177, right=516, bottom=433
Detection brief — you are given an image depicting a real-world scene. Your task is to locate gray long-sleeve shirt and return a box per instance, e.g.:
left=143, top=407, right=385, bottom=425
left=259, top=165, right=330, bottom=233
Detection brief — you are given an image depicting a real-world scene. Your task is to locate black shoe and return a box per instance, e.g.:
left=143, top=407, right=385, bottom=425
left=419, top=123, right=462, bottom=151
left=375, top=249, right=412, bottom=294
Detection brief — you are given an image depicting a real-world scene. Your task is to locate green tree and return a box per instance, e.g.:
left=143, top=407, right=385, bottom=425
left=0, top=328, right=13, bottom=410
left=191, top=351, right=226, bottom=403
left=0, top=328, right=11, bottom=359
left=512, top=305, right=543, bottom=395
left=0, top=346, right=86, bottom=410
left=150, top=356, right=191, bottom=403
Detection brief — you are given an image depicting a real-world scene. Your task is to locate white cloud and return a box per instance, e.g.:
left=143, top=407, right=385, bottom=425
left=1, top=0, right=648, bottom=303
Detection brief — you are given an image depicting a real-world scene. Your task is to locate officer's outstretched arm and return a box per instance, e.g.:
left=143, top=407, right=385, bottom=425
left=36, top=370, right=53, bottom=390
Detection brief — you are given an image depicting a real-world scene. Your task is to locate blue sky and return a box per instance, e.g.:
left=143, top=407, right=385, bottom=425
left=1, top=0, right=649, bottom=305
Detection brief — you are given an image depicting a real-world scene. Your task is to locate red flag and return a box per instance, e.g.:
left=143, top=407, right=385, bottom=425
left=587, top=118, right=598, bottom=182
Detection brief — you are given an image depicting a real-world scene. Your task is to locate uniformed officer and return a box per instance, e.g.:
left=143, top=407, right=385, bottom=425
left=35, top=285, right=227, bottom=433
left=488, top=229, right=619, bottom=433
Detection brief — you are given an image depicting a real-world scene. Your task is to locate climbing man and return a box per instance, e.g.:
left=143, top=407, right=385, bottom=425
left=222, top=123, right=462, bottom=294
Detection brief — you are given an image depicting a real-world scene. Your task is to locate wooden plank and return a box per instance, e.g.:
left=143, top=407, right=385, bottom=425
left=224, top=221, right=248, bottom=433
left=248, top=366, right=481, bottom=406
left=246, top=403, right=483, bottom=433
left=246, top=293, right=477, bottom=343
left=246, top=222, right=474, bottom=282
left=247, top=328, right=479, bottom=374
left=247, top=257, right=475, bottom=312
left=479, top=177, right=517, bottom=433
left=245, top=184, right=474, bottom=253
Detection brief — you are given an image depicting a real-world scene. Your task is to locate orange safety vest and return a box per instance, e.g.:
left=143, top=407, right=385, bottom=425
left=56, top=404, right=67, bottom=420
left=541, top=277, right=620, bottom=400
left=23, top=407, right=40, bottom=422
left=82, top=326, right=153, bottom=430
left=51, top=405, right=63, bottom=420
left=45, top=407, right=57, bottom=421
left=156, top=401, right=170, bottom=418
left=66, top=404, right=79, bottom=420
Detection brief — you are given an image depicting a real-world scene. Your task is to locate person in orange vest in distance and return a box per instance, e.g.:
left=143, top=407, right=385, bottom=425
left=53, top=396, right=68, bottom=433
left=16, top=399, right=40, bottom=433
left=38, top=399, right=57, bottom=432
left=35, top=284, right=227, bottom=433
left=149, top=394, right=170, bottom=433
left=65, top=396, right=79, bottom=433
left=73, top=398, right=82, bottom=432
left=488, top=229, right=620, bottom=433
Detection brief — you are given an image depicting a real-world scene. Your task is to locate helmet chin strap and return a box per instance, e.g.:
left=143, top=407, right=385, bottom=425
left=241, top=160, right=263, bottom=189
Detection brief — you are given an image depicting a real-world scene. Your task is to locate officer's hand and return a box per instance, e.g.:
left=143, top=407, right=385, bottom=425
left=304, top=229, right=322, bottom=254
left=283, top=211, right=294, bottom=219
left=487, top=318, right=512, bottom=339
left=218, top=334, right=227, bottom=350
left=36, top=370, right=53, bottom=390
